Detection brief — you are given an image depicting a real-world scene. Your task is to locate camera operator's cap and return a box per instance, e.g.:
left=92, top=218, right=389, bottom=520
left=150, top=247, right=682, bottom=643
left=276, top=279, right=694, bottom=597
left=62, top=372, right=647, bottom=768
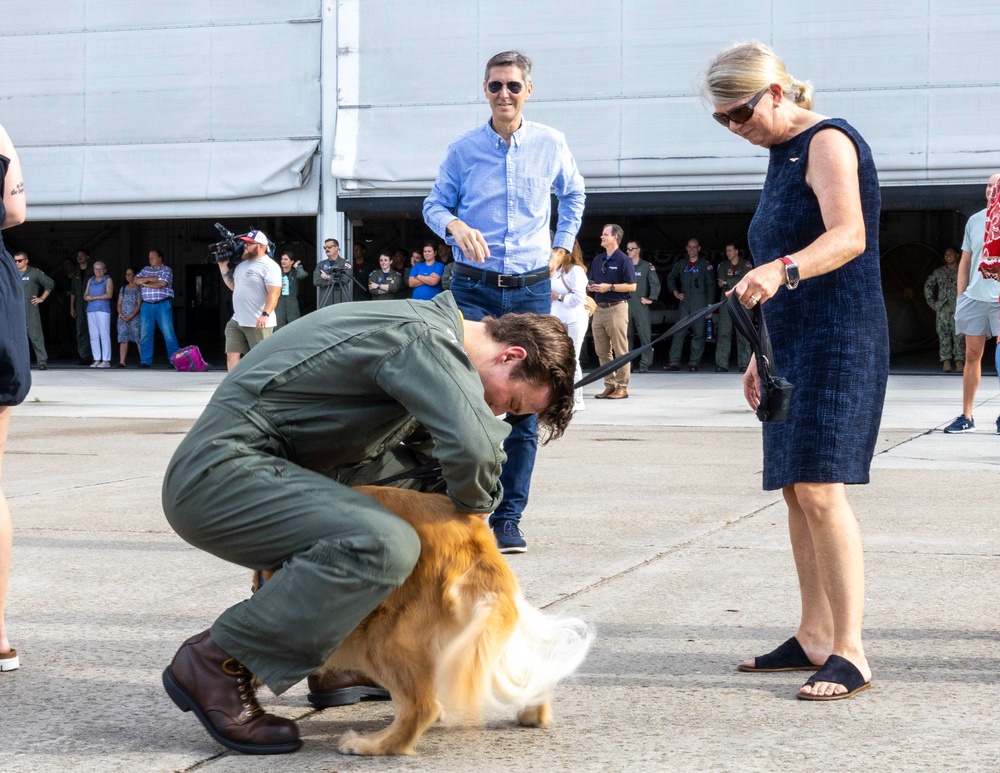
left=238, top=229, right=269, bottom=246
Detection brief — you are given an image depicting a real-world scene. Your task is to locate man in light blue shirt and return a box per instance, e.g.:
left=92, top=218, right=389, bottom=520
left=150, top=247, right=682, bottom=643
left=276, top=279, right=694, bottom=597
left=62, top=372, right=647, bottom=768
left=423, top=50, right=585, bottom=554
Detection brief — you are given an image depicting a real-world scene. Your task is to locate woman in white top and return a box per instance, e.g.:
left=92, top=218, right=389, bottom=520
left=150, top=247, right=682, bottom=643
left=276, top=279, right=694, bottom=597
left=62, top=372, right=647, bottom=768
left=550, top=241, right=590, bottom=409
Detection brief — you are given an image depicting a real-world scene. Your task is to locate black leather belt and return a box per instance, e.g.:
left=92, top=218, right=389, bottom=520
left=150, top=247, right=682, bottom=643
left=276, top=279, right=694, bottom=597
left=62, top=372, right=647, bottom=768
left=597, top=301, right=626, bottom=308
left=452, top=263, right=549, bottom=289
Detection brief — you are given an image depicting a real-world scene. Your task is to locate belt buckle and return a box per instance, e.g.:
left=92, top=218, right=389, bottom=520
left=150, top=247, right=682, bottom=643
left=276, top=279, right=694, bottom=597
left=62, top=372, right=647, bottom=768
left=497, top=274, right=521, bottom=289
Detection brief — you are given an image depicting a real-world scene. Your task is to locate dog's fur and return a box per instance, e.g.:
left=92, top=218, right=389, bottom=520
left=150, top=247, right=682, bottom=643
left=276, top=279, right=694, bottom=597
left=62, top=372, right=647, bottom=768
left=260, top=485, right=593, bottom=756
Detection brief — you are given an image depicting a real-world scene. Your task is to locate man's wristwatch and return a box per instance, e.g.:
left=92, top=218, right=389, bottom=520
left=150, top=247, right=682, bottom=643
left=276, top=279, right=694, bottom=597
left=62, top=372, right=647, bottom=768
left=778, top=256, right=800, bottom=290
left=261, top=310, right=271, bottom=317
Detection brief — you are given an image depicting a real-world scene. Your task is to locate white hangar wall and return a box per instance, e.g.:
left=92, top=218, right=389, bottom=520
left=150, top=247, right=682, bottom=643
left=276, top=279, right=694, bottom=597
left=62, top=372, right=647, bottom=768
left=333, top=0, right=1000, bottom=199
left=1, top=1, right=323, bottom=220
left=1, top=0, right=997, bottom=222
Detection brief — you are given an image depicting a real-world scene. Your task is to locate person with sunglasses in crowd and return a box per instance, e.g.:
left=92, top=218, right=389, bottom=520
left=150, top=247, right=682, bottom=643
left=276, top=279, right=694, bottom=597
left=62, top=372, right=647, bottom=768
left=14, top=251, right=54, bottom=371
left=423, top=50, right=585, bottom=554
left=702, top=41, right=888, bottom=702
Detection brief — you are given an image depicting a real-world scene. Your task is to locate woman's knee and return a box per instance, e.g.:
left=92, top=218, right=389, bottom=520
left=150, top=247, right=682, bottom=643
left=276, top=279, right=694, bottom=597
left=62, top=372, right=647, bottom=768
left=791, top=482, right=849, bottom=521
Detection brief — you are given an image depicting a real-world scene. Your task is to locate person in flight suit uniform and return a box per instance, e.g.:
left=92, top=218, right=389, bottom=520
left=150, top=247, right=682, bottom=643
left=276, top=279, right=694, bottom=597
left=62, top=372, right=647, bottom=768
left=714, top=243, right=755, bottom=372
left=625, top=240, right=661, bottom=373
left=665, top=238, right=715, bottom=371
left=14, top=252, right=54, bottom=369
left=923, top=246, right=965, bottom=372
left=160, top=293, right=576, bottom=756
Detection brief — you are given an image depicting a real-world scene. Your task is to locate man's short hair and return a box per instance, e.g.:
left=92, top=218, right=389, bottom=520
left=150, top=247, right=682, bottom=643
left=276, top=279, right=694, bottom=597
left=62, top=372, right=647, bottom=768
left=485, top=51, right=533, bottom=83
left=282, top=251, right=295, bottom=261
left=481, top=313, right=576, bottom=443
left=14, top=250, right=28, bottom=260
left=149, top=249, right=164, bottom=260
left=77, top=249, right=90, bottom=258
left=324, top=238, right=339, bottom=248
left=628, top=239, right=642, bottom=250
left=605, top=224, right=624, bottom=244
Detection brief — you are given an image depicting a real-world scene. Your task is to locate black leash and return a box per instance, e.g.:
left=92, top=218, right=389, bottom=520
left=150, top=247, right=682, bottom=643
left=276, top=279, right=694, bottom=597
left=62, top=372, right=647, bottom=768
left=369, top=300, right=727, bottom=487
left=724, top=293, right=793, bottom=423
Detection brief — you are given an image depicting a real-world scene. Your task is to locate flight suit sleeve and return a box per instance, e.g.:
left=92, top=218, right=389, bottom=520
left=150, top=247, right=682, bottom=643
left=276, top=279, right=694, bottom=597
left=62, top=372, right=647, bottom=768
left=374, top=329, right=510, bottom=513
left=647, top=264, right=661, bottom=301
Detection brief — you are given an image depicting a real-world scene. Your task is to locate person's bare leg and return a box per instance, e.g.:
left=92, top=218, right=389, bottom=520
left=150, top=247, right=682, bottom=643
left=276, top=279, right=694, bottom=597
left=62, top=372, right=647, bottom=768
left=119, top=342, right=128, bottom=366
left=0, top=407, right=13, bottom=655
left=962, top=334, right=985, bottom=419
left=793, top=482, right=870, bottom=697
left=741, top=485, right=833, bottom=669
left=226, top=352, right=241, bottom=372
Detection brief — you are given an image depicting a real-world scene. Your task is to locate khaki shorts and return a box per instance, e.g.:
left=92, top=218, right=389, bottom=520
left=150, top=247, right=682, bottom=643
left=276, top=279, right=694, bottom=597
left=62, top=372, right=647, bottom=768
left=954, top=294, right=1000, bottom=338
left=224, top=317, right=273, bottom=354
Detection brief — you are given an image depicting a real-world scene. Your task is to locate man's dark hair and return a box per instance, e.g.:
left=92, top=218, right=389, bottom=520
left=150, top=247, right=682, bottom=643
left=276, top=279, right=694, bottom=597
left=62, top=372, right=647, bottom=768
left=324, top=238, right=340, bottom=248
left=605, top=224, right=624, bottom=245
left=282, top=251, right=295, bottom=261
left=422, top=241, right=437, bottom=252
left=485, top=51, right=533, bottom=83
left=14, top=250, right=28, bottom=261
left=628, top=239, right=642, bottom=250
left=77, top=249, right=90, bottom=258
left=149, top=249, right=164, bottom=260
left=481, top=313, right=576, bottom=443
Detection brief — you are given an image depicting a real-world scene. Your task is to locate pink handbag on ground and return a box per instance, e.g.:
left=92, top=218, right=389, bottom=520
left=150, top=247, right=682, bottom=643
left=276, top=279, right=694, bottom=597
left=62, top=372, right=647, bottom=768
left=170, top=345, right=209, bottom=372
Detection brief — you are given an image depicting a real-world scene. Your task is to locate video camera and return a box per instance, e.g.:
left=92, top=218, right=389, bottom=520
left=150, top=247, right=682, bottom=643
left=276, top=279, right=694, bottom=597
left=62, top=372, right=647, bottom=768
left=206, top=222, right=275, bottom=265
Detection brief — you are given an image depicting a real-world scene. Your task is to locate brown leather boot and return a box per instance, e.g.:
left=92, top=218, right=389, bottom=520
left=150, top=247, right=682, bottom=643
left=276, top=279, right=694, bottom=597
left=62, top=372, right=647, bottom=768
left=162, top=630, right=301, bottom=755
left=306, top=668, right=390, bottom=708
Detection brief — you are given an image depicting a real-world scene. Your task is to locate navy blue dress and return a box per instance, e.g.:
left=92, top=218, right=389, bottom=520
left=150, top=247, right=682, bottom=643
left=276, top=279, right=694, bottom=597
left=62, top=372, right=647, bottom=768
left=748, top=119, right=888, bottom=490
left=0, top=153, right=31, bottom=406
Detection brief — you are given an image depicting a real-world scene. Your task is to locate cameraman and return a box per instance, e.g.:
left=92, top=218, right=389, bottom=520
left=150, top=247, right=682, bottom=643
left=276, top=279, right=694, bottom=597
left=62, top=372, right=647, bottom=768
left=313, top=237, right=352, bottom=308
left=218, top=230, right=281, bottom=371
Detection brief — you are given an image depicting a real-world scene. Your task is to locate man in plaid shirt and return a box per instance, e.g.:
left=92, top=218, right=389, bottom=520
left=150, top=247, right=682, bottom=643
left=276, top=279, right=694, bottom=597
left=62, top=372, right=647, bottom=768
left=135, top=249, right=179, bottom=368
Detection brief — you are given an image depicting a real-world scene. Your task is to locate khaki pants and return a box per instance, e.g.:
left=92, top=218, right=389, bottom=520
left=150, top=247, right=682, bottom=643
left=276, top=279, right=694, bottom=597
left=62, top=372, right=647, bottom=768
left=591, top=302, right=630, bottom=390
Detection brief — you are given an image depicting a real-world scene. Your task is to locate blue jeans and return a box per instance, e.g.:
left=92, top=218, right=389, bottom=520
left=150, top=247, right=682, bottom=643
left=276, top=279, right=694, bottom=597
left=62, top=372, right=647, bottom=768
left=448, top=274, right=552, bottom=527
left=140, top=300, right=179, bottom=365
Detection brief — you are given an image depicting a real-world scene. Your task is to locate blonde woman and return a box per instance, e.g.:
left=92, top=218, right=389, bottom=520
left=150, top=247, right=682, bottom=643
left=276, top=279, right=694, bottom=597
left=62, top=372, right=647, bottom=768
left=550, top=240, right=588, bottom=409
left=703, top=41, right=888, bottom=701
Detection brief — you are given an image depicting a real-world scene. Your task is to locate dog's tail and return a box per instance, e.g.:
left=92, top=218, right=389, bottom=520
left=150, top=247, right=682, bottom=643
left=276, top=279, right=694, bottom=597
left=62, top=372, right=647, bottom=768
left=435, top=582, right=593, bottom=720
left=489, top=594, right=593, bottom=708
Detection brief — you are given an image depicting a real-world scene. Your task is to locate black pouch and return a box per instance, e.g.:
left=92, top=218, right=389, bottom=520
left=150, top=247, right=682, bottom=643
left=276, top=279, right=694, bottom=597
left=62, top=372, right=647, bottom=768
left=726, top=293, right=793, bottom=423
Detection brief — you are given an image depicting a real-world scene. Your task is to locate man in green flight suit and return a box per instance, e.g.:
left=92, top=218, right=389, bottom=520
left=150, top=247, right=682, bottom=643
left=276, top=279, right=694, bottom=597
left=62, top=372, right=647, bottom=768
left=665, top=238, right=715, bottom=371
left=14, top=251, right=54, bottom=370
left=625, top=240, right=661, bottom=373
left=160, top=292, right=576, bottom=756
left=713, top=242, right=755, bottom=372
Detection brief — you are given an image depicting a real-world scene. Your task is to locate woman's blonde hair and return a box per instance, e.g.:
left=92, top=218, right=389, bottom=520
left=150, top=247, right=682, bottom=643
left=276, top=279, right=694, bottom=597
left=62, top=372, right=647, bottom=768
left=701, top=40, right=814, bottom=110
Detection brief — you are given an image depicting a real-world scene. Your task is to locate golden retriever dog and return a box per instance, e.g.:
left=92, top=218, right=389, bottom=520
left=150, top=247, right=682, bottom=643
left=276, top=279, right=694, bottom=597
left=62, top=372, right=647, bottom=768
left=256, top=485, right=593, bottom=756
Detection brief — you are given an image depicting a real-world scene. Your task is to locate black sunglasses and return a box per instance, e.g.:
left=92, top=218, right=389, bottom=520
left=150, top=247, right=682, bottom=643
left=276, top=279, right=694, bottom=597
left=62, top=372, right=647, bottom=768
left=487, top=80, right=524, bottom=95
left=712, top=87, right=769, bottom=127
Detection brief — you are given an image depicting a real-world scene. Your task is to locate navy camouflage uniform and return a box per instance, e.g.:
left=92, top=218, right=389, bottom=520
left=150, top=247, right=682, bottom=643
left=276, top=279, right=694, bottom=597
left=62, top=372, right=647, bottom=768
left=923, top=265, right=965, bottom=364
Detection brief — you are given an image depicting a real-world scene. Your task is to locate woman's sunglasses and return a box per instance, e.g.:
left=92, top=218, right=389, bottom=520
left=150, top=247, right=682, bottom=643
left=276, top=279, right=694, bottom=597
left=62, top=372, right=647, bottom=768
left=712, top=87, right=769, bottom=127
left=487, top=80, right=524, bottom=95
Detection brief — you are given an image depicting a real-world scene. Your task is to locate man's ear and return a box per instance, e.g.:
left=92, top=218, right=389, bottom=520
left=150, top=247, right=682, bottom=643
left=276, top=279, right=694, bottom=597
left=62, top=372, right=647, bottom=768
left=499, top=345, right=528, bottom=364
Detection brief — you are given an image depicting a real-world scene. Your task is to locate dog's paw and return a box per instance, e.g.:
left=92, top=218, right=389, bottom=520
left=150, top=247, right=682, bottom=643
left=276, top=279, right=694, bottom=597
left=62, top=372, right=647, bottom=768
left=337, top=730, right=414, bottom=757
left=517, top=702, right=552, bottom=728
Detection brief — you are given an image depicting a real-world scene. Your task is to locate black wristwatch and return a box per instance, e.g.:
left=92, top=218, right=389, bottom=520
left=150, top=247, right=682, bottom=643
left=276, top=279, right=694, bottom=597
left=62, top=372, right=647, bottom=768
left=779, top=256, right=800, bottom=290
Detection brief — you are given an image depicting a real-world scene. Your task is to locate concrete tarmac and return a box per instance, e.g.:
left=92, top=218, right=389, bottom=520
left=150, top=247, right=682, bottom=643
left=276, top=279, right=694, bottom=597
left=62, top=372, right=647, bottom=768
left=1, top=369, right=997, bottom=772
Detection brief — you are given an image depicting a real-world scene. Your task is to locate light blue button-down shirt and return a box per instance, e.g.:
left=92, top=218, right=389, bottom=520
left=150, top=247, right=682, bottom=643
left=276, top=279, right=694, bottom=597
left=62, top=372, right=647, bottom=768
left=423, top=119, right=586, bottom=275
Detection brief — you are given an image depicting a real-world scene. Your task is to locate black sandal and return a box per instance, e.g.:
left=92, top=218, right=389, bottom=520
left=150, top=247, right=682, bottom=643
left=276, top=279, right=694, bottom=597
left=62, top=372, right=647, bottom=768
left=737, top=636, right=821, bottom=672
left=797, top=654, right=871, bottom=701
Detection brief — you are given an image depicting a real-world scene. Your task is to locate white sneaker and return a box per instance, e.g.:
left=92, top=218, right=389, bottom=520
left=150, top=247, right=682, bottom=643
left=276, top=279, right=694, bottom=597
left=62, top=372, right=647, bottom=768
left=89, top=361, right=99, bottom=368
left=97, top=361, right=111, bottom=368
